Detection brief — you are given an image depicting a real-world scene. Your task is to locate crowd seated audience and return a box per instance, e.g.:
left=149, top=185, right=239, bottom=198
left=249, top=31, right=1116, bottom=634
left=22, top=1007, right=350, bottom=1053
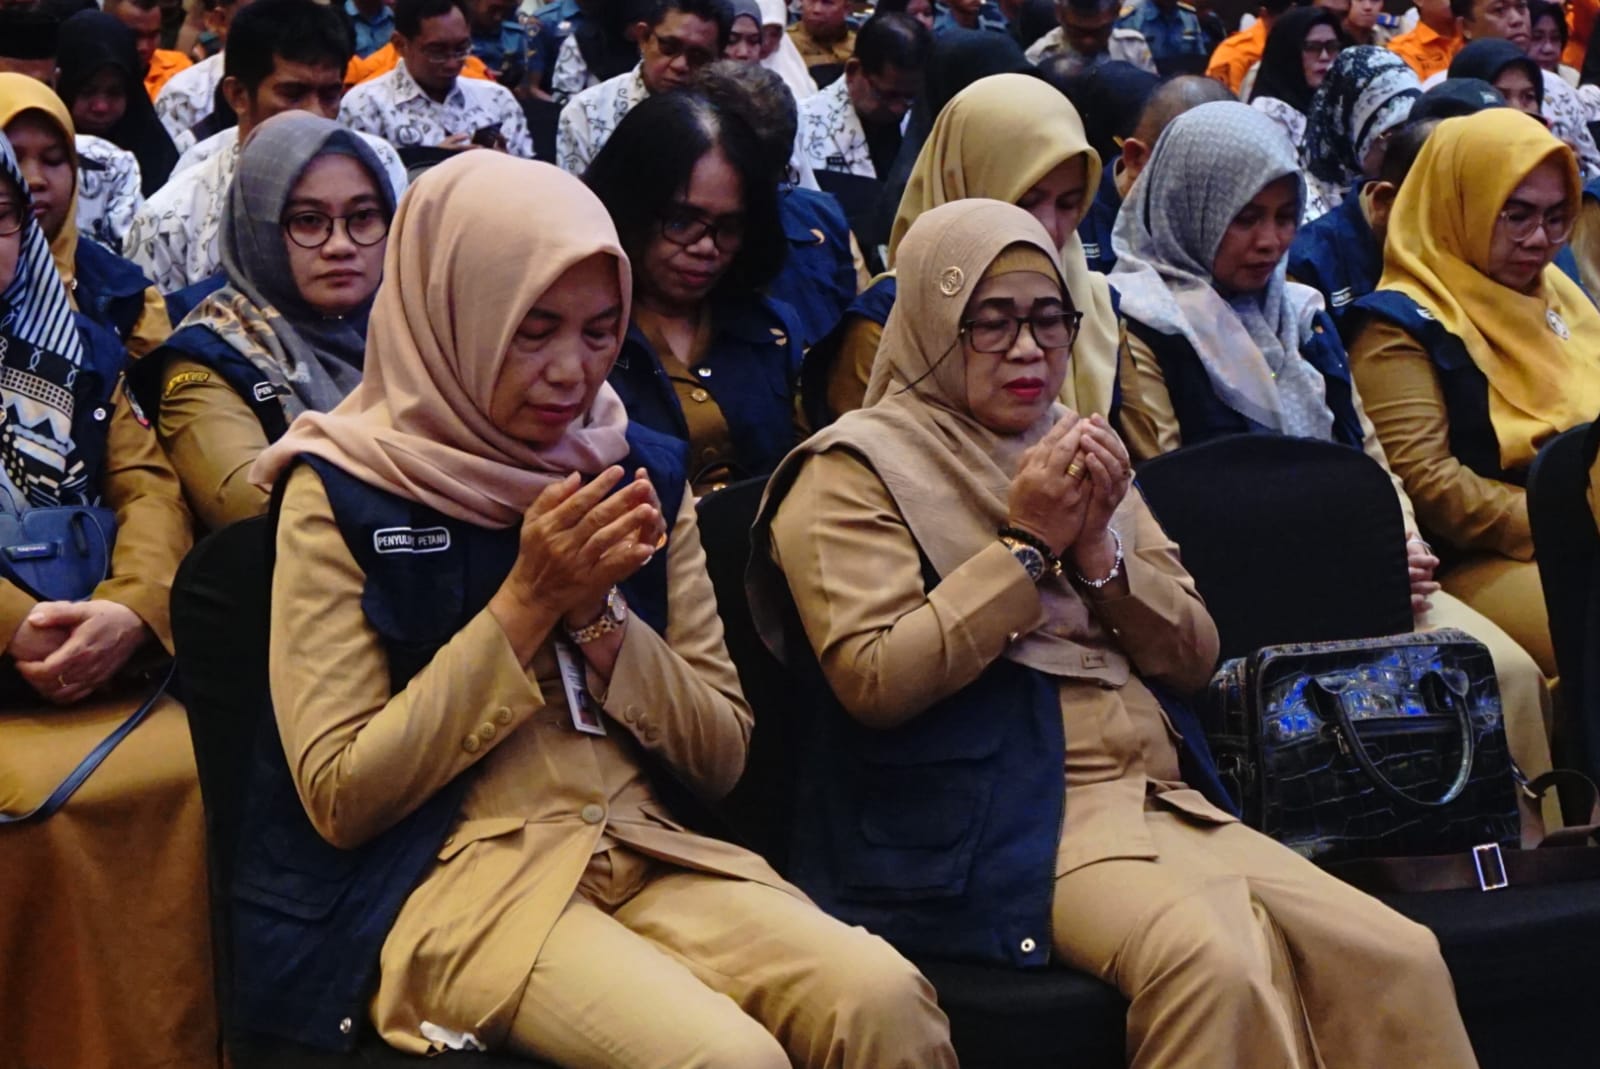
left=12, top=0, right=1600, bottom=1063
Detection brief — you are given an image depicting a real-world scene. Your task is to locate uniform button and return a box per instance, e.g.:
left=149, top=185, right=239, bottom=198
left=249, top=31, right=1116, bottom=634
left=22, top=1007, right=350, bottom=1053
left=495, top=707, right=513, bottom=725
left=580, top=803, right=605, bottom=824
left=1019, top=937, right=1037, bottom=954
left=92, top=406, right=108, bottom=421
left=478, top=722, right=497, bottom=741
left=695, top=366, right=713, bottom=379
left=1007, top=631, right=1019, bottom=644
left=690, top=388, right=710, bottom=403
left=462, top=734, right=481, bottom=753
left=624, top=705, right=641, bottom=723
left=338, top=1017, right=353, bottom=1035
left=644, top=727, right=661, bottom=743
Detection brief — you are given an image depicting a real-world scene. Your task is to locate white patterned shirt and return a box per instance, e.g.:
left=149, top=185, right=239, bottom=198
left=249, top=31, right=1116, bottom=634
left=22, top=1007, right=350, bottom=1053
left=555, top=65, right=650, bottom=174
left=75, top=135, right=142, bottom=256
left=156, top=52, right=225, bottom=150
left=795, top=76, right=874, bottom=179
left=551, top=34, right=599, bottom=102
left=1422, top=66, right=1600, bottom=179
left=123, top=128, right=410, bottom=294
left=339, top=59, right=534, bottom=159
left=1024, top=26, right=1157, bottom=73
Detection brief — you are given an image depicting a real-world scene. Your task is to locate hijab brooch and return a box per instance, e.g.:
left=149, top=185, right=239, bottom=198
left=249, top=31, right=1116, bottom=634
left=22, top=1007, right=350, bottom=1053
left=939, top=266, right=965, bottom=296
left=1547, top=308, right=1571, bottom=341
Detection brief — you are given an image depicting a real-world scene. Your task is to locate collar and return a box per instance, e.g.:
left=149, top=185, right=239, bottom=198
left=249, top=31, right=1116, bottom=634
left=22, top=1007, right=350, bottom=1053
left=345, top=0, right=394, bottom=23
left=1411, top=22, right=1458, bottom=45
left=392, top=57, right=463, bottom=108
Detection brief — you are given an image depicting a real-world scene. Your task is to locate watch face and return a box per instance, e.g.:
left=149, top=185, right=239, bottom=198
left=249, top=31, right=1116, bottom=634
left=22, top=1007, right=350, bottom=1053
left=605, top=587, right=627, bottom=623
left=1009, top=543, right=1046, bottom=582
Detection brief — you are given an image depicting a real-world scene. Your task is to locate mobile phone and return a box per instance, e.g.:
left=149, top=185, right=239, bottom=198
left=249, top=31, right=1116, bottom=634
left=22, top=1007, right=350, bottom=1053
left=472, top=123, right=504, bottom=149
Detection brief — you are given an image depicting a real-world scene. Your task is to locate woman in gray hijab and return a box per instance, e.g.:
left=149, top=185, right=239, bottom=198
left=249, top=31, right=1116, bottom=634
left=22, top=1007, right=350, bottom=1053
left=1109, top=99, right=1561, bottom=832
left=136, top=111, right=395, bottom=532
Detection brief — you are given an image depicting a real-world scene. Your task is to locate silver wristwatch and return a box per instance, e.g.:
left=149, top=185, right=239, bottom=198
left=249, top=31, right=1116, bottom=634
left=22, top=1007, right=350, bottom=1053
left=566, top=587, right=628, bottom=645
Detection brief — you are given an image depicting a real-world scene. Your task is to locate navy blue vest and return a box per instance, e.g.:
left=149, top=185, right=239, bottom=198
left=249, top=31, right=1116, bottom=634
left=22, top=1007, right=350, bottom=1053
left=1125, top=309, right=1365, bottom=450
left=73, top=237, right=153, bottom=345
left=231, top=424, right=686, bottom=1050
left=62, top=311, right=135, bottom=500
left=1287, top=182, right=1380, bottom=346
left=772, top=187, right=858, bottom=349
left=1078, top=162, right=1122, bottom=276
left=1351, top=289, right=1520, bottom=486
left=131, top=324, right=293, bottom=443
left=608, top=294, right=803, bottom=485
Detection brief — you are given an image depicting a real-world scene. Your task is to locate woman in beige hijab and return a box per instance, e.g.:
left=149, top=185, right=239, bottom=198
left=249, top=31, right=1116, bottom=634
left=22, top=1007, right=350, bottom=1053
left=757, top=198, right=1476, bottom=1069
left=818, top=72, right=1119, bottom=421
left=244, top=154, right=956, bottom=1068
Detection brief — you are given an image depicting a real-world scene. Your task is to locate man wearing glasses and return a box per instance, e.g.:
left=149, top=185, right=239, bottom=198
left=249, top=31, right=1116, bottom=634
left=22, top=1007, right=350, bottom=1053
left=555, top=0, right=729, bottom=174
left=795, top=12, right=929, bottom=182
left=340, top=0, right=534, bottom=158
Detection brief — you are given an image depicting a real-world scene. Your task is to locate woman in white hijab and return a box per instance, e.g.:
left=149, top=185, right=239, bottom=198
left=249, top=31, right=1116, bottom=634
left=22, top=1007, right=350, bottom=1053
left=757, top=0, right=818, bottom=101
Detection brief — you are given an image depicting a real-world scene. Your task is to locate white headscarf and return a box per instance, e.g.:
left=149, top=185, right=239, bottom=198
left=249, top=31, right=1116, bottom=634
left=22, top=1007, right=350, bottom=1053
left=758, top=0, right=818, bottom=102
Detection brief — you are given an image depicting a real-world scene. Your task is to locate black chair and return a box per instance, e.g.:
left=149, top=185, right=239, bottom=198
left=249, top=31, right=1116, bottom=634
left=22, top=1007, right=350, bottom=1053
left=523, top=97, right=562, bottom=164
left=1136, top=434, right=1414, bottom=662
left=1528, top=421, right=1600, bottom=782
left=695, top=479, right=1128, bottom=1069
left=170, top=518, right=534, bottom=1069
left=808, top=61, right=845, bottom=88
left=813, top=170, right=888, bottom=274
left=1139, top=434, right=1600, bottom=1069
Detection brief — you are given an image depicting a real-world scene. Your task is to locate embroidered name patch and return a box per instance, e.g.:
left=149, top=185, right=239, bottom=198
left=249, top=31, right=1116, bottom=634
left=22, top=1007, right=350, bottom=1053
left=163, top=370, right=211, bottom=397
left=253, top=382, right=278, bottom=402
left=373, top=526, right=452, bottom=554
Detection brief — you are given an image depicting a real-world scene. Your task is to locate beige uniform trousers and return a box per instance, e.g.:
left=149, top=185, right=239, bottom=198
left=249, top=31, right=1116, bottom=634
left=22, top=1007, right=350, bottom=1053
left=1054, top=809, right=1478, bottom=1069
left=507, top=847, right=956, bottom=1069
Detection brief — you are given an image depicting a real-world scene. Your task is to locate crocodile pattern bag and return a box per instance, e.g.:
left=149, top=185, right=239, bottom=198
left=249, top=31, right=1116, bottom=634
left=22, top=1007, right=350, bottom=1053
left=1206, top=630, right=1520, bottom=863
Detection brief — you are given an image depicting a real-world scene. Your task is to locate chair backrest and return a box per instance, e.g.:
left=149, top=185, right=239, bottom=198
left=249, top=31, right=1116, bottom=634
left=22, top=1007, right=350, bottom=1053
left=695, top=477, right=804, bottom=871
left=1526, top=421, right=1600, bottom=777
left=1136, top=434, right=1413, bottom=663
left=169, top=516, right=274, bottom=1024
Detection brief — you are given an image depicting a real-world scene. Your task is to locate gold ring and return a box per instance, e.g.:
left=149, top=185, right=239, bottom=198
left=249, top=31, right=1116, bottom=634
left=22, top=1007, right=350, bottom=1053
left=1067, top=461, right=1086, bottom=480
left=57, top=674, right=69, bottom=688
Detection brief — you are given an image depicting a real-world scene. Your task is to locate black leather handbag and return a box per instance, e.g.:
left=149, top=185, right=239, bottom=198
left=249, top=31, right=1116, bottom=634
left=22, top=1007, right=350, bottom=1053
left=1205, top=629, right=1520, bottom=864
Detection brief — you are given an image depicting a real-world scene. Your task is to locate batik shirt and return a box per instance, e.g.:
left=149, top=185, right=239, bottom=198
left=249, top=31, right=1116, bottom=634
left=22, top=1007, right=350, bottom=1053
left=75, top=135, right=142, bottom=255
left=550, top=34, right=601, bottom=101
left=796, top=75, right=875, bottom=179
left=123, top=128, right=409, bottom=293
left=155, top=52, right=225, bottom=150
left=555, top=65, right=650, bottom=173
left=1024, top=26, right=1157, bottom=72
left=339, top=59, right=534, bottom=158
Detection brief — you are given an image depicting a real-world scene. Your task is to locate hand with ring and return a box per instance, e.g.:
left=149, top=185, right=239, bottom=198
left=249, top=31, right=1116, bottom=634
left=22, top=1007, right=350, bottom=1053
left=1006, top=412, right=1094, bottom=557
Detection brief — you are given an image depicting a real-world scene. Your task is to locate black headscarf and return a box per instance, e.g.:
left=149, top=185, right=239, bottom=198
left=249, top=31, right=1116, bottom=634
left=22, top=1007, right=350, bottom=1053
left=1449, top=38, right=1545, bottom=110
left=574, top=0, right=650, bottom=85
left=56, top=11, right=178, bottom=195
left=1251, top=6, right=1344, bottom=115
left=870, top=29, right=1032, bottom=253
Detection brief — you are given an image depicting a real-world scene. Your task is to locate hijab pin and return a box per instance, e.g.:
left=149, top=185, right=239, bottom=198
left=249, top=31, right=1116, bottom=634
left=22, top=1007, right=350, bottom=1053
left=939, top=266, right=965, bottom=297
left=1547, top=309, right=1571, bottom=341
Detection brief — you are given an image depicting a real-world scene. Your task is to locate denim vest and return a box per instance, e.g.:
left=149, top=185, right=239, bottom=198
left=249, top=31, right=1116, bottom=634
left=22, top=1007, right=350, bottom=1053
left=608, top=294, right=804, bottom=484
left=130, top=324, right=291, bottom=444
left=230, top=425, right=685, bottom=1050
left=1124, top=308, right=1364, bottom=450
left=1351, top=289, right=1519, bottom=486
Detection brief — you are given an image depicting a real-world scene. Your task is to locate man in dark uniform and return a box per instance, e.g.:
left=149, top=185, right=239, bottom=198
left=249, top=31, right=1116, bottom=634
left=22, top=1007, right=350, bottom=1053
left=1115, top=0, right=1207, bottom=74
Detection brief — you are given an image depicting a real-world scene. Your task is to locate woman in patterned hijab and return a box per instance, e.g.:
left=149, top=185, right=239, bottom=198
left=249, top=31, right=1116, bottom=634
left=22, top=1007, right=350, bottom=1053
left=1302, top=46, right=1420, bottom=223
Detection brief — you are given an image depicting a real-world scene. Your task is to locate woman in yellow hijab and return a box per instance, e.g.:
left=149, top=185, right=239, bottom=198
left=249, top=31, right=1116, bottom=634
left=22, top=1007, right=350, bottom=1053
left=816, top=73, right=1120, bottom=422
left=1349, top=108, right=1600, bottom=677
left=0, top=73, right=170, bottom=359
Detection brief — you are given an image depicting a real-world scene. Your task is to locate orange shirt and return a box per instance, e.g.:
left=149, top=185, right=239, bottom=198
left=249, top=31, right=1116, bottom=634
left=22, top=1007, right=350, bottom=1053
left=143, top=48, right=192, bottom=101
left=344, top=42, right=493, bottom=90
left=1566, top=0, right=1598, bottom=69
left=1205, top=21, right=1266, bottom=94
left=1386, top=22, right=1462, bottom=81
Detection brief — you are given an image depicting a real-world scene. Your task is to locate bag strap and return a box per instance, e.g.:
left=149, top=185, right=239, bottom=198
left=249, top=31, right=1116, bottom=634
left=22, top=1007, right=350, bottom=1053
left=1309, top=670, right=1476, bottom=809
left=0, top=663, right=173, bottom=825
left=1328, top=838, right=1600, bottom=894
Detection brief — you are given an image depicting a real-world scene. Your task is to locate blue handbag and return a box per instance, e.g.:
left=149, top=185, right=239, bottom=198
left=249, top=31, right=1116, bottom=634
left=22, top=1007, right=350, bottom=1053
left=0, top=504, right=173, bottom=826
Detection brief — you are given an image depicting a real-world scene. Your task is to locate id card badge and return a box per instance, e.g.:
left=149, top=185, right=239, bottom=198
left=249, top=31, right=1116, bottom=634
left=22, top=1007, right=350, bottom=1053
left=554, top=639, right=607, bottom=736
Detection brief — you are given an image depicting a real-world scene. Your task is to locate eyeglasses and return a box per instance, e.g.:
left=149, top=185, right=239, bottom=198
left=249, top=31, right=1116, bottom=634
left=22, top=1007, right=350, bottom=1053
left=651, top=32, right=717, bottom=67
left=0, top=202, right=23, bottom=238
left=419, top=42, right=473, bottom=63
left=962, top=310, right=1083, bottom=354
left=863, top=72, right=919, bottom=110
left=1301, top=39, right=1341, bottom=57
left=1498, top=203, right=1574, bottom=245
left=282, top=208, right=391, bottom=249
left=659, top=207, right=745, bottom=252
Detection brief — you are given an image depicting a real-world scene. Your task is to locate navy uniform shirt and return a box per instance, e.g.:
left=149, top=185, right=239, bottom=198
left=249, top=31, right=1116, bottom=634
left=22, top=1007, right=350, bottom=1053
left=473, top=19, right=537, bottom=85
left=523, top=0, right=585, bottom=89
left=934, top=3, right=1010, bottom=35
left=1117, top=0, right=1207, bottom=68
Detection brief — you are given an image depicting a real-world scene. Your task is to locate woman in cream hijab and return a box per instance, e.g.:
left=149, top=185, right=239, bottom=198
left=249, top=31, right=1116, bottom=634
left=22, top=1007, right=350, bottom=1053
left=1350, top=109, right=1600, bottom=681
left=244, top=153, right=955, bottom=1067
left=757, top=197, right=1476, bottom=1069
left=757, top=0, right=818, bottom=102
left=816, top=72, right=1119, bottom=422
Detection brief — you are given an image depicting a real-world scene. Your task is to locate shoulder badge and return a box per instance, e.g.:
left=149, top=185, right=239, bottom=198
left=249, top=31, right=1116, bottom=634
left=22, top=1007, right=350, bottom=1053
left=163, top=369, right=211, bottom=398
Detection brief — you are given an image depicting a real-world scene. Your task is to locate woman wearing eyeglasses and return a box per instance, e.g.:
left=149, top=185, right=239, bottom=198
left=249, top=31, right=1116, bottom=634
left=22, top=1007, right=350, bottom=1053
left=1248, top=5, right=1345, bottom=153
left=133, top=112, right=394, bottom=532
left=1349, top=108, right=1600, bottom=685
left=585, top=91, right=801, bottom=495
left=752, top=197, right=1478, bottom=1069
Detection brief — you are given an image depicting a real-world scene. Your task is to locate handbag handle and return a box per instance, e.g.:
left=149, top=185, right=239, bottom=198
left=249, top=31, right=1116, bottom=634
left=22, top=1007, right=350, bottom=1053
left=1308, top=669, right=1476, bottom=810
left=69, top=509, right=114, bottom=590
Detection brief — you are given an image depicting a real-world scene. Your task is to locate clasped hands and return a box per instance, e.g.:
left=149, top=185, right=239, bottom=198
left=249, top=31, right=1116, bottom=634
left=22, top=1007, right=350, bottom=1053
left=7, top=599, right=150, bottom=705
left=1006, top=412, right=1132, bottom=578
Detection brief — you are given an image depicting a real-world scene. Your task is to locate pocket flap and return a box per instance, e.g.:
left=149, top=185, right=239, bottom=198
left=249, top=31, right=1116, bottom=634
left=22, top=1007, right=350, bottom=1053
left=437, top=817, right=525, bottom=861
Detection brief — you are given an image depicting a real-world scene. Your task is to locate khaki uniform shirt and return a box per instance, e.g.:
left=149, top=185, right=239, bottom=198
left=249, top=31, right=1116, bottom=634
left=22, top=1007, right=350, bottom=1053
left=787, top=23, right=856, bottom=68
left=156, top=355, right=273, bottom=532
